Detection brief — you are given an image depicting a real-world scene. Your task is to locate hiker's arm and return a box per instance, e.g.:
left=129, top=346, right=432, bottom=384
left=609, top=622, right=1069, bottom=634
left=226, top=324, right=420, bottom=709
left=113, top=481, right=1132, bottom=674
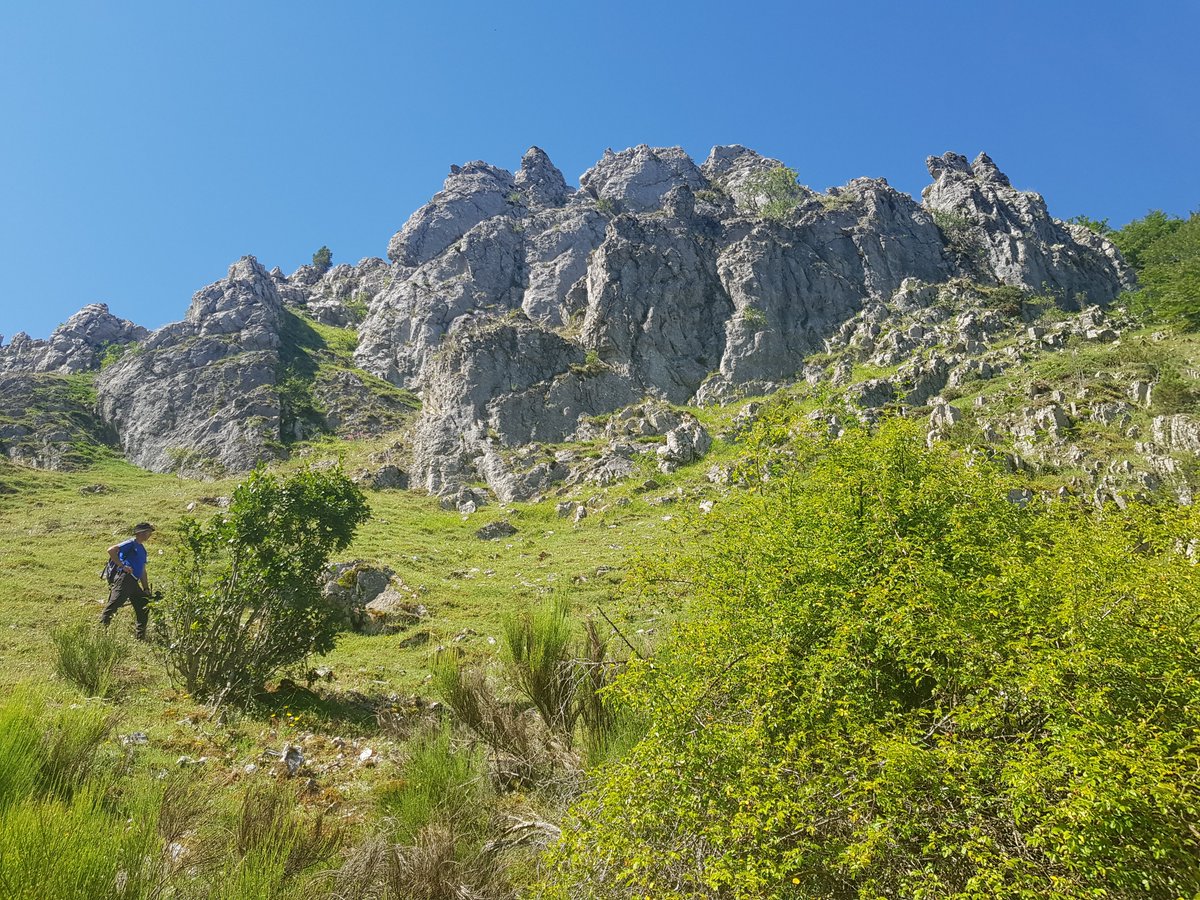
left=141, top=570, right=150, bottom=593
left=107, top=543, right=134, bottom=574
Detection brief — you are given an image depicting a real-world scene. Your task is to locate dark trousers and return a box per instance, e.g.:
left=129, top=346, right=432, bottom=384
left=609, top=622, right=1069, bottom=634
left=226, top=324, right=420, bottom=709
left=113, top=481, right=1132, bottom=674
left=100, top=573, right=150, bottom=638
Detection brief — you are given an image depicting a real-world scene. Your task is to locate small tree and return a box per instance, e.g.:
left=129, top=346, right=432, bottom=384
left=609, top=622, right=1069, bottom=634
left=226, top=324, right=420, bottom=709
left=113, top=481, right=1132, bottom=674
left=159, top=466, right=369, bottom=703
left=312, top=245, right=332, bottom=274
left=745, top=165, right=807, bottom=221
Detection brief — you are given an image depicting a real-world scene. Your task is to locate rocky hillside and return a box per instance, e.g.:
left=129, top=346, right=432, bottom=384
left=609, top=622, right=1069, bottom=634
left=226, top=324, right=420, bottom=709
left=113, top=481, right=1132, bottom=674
left=0, top=144, right=1161, bottom=497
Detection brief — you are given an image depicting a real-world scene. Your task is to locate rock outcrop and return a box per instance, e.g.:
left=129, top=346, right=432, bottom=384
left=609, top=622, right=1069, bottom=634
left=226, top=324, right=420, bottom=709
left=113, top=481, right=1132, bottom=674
left=96, top=257, right=285, bottom=476
left=352, top=145, right=1133, bottom=499
left=0, top=373, right=117, bottom=470
left=1, top=144, right=1137, bottom=497
left=0, top=304, right=146, bottom=375
left=922, top=151, right=1134, bottom=302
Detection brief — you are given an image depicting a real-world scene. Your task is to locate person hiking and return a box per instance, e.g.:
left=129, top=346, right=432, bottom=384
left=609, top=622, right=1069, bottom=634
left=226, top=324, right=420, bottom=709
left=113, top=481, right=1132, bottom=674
left=100, top=522, right=156, bottom=639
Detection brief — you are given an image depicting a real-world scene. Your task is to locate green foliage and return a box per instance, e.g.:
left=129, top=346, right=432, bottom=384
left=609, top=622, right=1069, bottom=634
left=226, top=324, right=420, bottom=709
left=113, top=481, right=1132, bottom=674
left=594, top=196, right=615, bottom=216
left=379, top=726, right=490, bottom=845
left=213, top=782, right=341, bottom=898
left=50, top=622, right=128, bottom=697
left=504, top=595, right=578, bottom=740
left=546, top=416, right=1200, bottom=898
left=343, top=290, right=370, bottom=324
left=1110, top=210, right=1184, bottom=271
left=1065, top=214, right=1111, bottom=235
left=98, top=340, right=137, bottom=369
left=159, top=466, right=370, bottom=703
left=277, top=311, right=328, bottom=442
left=981, top=283, right=1030, bottom=318
left=1150, top=365, right=1200, bottom=414
left=746, top=166, right=805, bottom=221
left=311, top=245, right=332, bottom=273
left=1136, top=214, right=1200, bottom=328
left=933, top=209, right=984, bottom=265
left=740, top=305, right=769, bottom=331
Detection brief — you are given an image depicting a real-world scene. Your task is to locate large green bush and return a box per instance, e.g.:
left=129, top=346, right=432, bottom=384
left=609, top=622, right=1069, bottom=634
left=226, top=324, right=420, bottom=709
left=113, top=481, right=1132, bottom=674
left=160, top=466, right=370, bottom=703
left=1137, top=214, right=1200, bottom=328
left=544, top=413, right=1200, bottom=899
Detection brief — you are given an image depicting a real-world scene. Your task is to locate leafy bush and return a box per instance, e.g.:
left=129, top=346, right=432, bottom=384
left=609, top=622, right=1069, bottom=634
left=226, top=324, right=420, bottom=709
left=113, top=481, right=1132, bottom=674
left=1110, top=209, right=1184, bottom=271
left=1136, top=213, right=1200, bottom=328
left=746, top=166, right=806, bottom=221
left=545, top=415, right=1200, bottom=898
left=933, top=209, right=984, bottom=266
left=159, top=466, right=369, bottom=703
left=50, top=621, right=128, bottom=697
left=1066, top=213, right=1111, bottom=235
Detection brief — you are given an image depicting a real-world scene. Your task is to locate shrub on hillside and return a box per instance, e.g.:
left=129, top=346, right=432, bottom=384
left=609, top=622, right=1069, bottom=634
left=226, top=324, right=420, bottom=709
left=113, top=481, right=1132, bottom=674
left=50, top=622, right=127, bottom=698
left=159, top=466, right=369, bottom=703
left=1138, top=214, right=1200, bottom=328
left=1110, top=210, right=1184, bottom=271
left=543, top=413, right=1200, bottom=899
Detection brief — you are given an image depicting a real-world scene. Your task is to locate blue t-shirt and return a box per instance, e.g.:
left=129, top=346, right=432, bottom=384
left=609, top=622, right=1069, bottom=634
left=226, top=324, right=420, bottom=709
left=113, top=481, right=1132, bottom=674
left=117, top=539, right=148, bottom=579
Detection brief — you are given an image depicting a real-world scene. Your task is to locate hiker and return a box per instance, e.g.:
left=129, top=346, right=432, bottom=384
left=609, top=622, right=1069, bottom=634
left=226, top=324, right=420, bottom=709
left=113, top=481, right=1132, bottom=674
left=100, top=522, right=156, bottom=639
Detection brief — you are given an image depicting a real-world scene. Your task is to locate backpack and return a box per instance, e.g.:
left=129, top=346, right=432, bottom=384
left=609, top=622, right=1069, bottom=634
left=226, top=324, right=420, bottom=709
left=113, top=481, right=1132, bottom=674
left=101, top=558, right=121, bottom=584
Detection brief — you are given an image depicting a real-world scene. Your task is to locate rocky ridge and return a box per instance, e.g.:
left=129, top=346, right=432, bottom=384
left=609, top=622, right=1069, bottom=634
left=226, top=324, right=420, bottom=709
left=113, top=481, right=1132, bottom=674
left=0, top=144, right=1151, bottom=501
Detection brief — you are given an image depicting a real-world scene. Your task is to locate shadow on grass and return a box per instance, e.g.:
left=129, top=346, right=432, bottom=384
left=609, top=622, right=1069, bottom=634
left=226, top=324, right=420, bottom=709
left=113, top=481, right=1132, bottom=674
left=255, top=678, right=438, bottom=738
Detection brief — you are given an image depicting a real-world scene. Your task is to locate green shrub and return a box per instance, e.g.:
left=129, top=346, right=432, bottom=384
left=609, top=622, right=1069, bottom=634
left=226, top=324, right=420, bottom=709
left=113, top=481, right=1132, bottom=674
left=1110, top=210, right=1184, bottom=271
left=1066, top=214, right=1111, bottom=235
left=504, top=595, right=578, bottom=741
left=379, top=727, right=490, bottom=845
left=546, top=415, right=1200, bottom=898
left=746, top=166, right=806, bottom=221
left=50, top=621, right=127, bottom=697
left=1137, top=214, right=1200, bottom=328
left=159, top=466, right=370, bottom=703
left=1151, top=366, right=1200, bottom=414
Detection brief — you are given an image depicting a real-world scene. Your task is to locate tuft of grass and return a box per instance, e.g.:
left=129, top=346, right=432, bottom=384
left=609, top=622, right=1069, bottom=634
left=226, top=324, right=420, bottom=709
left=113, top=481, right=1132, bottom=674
left=379, top=726, right=490, bottom=846
left=504, top=595, right=580, bottom=742
left=51, top=621, right=128, bottom=697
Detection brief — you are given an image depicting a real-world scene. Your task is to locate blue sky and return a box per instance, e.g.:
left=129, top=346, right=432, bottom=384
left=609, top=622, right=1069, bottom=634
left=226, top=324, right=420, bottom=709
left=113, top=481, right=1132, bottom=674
left=1, top=0, right=1197, bottom=339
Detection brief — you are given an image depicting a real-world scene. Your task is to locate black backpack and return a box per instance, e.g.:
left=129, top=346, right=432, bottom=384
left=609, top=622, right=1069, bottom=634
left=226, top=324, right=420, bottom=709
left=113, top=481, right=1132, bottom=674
left=101, top=555, right=123, bottom=585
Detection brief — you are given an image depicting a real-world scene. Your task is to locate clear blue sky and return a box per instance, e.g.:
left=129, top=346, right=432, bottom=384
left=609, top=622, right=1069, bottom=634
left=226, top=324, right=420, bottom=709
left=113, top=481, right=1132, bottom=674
left=1, top=0, right=1196, bottom=339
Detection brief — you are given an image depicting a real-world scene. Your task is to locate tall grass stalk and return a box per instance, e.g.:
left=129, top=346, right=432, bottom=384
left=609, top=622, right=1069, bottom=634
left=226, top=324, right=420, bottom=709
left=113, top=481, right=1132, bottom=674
left=503, top=595, right=578, bottom=741
left=50, top=621, right=128, bottom=697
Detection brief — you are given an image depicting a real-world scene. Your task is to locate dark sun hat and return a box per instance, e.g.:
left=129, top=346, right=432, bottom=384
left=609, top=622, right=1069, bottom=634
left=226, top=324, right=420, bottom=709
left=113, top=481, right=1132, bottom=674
left=133, top=522, right=156, bottom=534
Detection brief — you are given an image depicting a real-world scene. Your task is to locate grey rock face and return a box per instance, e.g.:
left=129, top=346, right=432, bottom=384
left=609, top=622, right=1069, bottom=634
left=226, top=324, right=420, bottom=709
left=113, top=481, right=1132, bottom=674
left=407, top=317, right=634, bottom=499
left=521, top=207, right=608, bottom=326
left=358, top=216, right=527, bottom=387
left=0, top=304, right=147, bottom=375
left=922, top=151, right=1134, bottom=303
left=280, top=257, right=396, bottom=328
left=515, top=146, right=571, bottom=209
left=581, top=214, right=732, bottom=402
left=387, top=162, right=517, bottom=267
left=579, top=145, right=707, bottom=214
left=352, top=145, right=1135, bottom=500
left=96, top=257, right=284, bottom=476
left=1151, top=415, right=1200, bottom=454
left=700, top=145, right=786, bottom=209
left=32, top=144, right=1131, bottom=494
